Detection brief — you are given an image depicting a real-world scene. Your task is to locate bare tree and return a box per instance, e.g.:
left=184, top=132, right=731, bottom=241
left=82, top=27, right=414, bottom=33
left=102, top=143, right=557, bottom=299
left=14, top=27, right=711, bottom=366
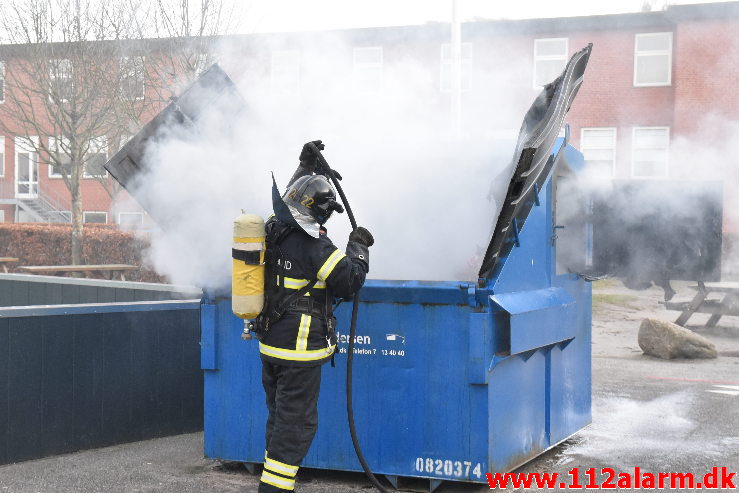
left=129, top=0, right=238, bottom=105
left=0, top=0, right=143, bottom=264
left=94, top=0, right=239, bottom=204
left=0, top=0, right=236, bottom=264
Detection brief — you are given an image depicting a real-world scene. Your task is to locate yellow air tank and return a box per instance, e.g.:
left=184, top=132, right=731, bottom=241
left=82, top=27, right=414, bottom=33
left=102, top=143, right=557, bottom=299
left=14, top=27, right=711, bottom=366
left=232, top=212, right=266, bottom=320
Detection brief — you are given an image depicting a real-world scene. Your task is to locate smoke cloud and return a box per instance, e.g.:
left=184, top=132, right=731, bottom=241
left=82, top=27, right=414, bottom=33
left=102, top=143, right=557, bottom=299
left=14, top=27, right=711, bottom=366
left=124, top=27, right=739, bottom=295
left=129, top=30, right=536, bottom=290
left=560, top=393, right=738, bottom=469
left=556, top=111, right=739, bottom=296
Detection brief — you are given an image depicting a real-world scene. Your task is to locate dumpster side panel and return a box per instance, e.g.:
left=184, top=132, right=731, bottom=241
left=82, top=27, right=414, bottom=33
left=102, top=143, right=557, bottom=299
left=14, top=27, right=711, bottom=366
left=0, top=303, right=202, bottom=467
left=204, top=285, right=491, bottom=484
left=307, top=300, right=488, bottom=483
left=549, top=276, right=592, bottom=444
left=487, top=351, right=548, bottom=472
left=0, top=318, right=7, bottom=465
left=203, top=298, right=266, bottom=463
left=43, top=315, right=77, bottom=456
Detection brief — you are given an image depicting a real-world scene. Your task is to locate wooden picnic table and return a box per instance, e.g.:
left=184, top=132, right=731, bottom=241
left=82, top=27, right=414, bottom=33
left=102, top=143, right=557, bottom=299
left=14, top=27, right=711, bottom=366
left=0, top=257, right=19, bottom=273
left=665, top=281, right=739, bottom=328
left=17, top=264, right=138, bottom=281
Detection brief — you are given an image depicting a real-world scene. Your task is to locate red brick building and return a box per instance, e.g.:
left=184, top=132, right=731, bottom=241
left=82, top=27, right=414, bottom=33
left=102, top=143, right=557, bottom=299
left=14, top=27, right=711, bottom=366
left=0, top=1, right=737, bottom=229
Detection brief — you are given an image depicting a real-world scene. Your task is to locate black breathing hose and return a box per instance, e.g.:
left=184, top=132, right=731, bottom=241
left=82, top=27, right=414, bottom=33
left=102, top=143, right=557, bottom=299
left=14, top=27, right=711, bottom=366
left=308, top=143, right=390, bottom=493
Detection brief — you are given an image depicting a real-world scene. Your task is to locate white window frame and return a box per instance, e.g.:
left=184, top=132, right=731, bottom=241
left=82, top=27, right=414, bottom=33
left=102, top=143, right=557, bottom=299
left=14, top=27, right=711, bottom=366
left=14, top=136, right=39, bottom=199
left=83, top=211, right=108, bottom=224
left=48, top=136, right=71, bottom=179
left=270, top=50, right=301, bottom=94
left=120, top=56, right=145, bottom=100
left=352, top=46, right=383, bottom=93
left=83, top=137, right=108, bottom=179
left=118, top=211, right=145, bottom=226
left=631, top=126, right=670, bottom=178
left=580, top=127, right=617, bottom=178
left=0, top=61, right=5, bottom=104
left=440, top=42, right=472, bottom=93
left=533, top=38, right=568, bottom=88
left=49, top=58, right=73, bottom=103
left=634, top=32, right=672, bottom=87
left=192, top=53, right=209, bottom=76
left=55, top=211, right=72, bottom=223
left=0, top=136, right=5, bottom=177
left=116, top=134, right=131, bottom=152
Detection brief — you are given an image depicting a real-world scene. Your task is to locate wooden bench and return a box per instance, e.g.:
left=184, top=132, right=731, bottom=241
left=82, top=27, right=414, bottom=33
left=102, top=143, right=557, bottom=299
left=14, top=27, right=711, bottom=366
left=17, top=264, right=139, bottom=281
left=665, top=282, right=739, bottom=328
left=0, top=257, right=19, bottom=273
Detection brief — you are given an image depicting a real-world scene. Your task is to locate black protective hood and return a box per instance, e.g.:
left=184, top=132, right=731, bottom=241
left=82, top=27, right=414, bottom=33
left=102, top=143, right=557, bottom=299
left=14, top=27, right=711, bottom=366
left=271, top=173, right=301, bottom=230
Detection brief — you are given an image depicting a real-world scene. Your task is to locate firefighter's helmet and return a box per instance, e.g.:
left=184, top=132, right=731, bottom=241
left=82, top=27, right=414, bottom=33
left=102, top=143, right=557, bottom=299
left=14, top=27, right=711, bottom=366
left=282, top=175, right=344, bottom=225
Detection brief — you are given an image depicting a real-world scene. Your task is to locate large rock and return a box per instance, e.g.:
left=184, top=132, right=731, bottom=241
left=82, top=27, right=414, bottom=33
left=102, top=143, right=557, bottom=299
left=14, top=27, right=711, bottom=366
left=638, top=318, right=718, bottom=359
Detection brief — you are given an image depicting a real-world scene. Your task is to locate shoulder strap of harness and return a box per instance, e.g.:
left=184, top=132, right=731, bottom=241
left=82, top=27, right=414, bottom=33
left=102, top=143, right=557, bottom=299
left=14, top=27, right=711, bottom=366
left=263, top=219, right=319, bottom=324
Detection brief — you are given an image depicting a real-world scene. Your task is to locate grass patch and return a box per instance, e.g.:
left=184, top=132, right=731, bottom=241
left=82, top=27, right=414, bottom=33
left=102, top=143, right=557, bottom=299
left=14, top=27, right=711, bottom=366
left=593, top=278, right=620, bottom=290
left=592, top=293, right=639, bottom=310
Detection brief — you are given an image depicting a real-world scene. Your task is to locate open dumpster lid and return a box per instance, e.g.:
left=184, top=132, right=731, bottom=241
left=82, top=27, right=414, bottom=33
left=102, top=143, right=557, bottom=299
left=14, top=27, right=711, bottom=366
left=104, top=64, right=246, bottom=218
left=478, top=44, right=592, bottom=281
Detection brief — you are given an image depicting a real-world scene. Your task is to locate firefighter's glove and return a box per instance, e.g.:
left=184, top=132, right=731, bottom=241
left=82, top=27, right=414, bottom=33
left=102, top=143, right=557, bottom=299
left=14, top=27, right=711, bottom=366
left=299, top=140, right=325, bottom=171
left=346, top=241, right=369, bottom=271
left=349, top=227, right=374, bottom=247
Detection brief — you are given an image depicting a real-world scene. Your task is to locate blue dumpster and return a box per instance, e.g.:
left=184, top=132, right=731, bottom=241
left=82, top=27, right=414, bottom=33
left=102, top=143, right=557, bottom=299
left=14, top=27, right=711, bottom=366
left=201, top=130, right=592, bottom=489
left=100, top=45, right=594, bottom=490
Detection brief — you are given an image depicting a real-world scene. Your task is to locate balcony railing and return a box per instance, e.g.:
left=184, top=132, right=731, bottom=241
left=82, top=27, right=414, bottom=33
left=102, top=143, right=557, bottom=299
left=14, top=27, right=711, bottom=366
left=0, top=178, right=73, bottom=222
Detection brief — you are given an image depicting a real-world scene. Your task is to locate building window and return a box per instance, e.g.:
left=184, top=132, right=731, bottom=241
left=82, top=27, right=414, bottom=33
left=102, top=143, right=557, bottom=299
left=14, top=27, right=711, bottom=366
left=83, top=137, right=108, bottom=178
left=118, top=212, right=145, bottom=227
left=581, top=128, right=616, bottom=177
left=83, top=211, right=107, bottom=224
left=0, top=136, right=5, bottom=177
left=48, top=137, right=71, bottom=178
left=0, top=61, right=5, bottom=104
left=634, top=32, right=672, bottom=87
left=53, top=211, right=72, bottom=222
left=353, top=47, right=383, bottom=93
left=534, top=38, right=568, bottom=88
left=270, top=50, right=300, bottom=94
left=190, top=53, right=209, bottom=76
left=120, top=56, right=145, bottom=100
left=632, top=127, right=670, bottom=177
left=440, top=43, right=472, bottom=93
left=15, top=136, right=39, bottom=197
left=116, top=134, right=131, bottom=152
left=49, top=59, right=73, bottom=103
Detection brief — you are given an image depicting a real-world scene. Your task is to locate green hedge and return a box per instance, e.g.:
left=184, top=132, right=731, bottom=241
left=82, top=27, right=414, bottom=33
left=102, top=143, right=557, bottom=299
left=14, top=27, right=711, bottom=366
left=0, top=223, right=163, bottom=282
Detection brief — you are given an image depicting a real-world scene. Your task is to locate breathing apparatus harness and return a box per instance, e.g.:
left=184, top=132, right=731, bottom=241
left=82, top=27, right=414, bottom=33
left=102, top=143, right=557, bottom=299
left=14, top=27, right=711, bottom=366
left=306, top=142, right=390, bottom=493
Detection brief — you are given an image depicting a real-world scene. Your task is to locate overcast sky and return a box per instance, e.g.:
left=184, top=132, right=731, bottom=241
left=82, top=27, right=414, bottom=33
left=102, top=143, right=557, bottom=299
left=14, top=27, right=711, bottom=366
left=233, top=0, right=733, bottom=34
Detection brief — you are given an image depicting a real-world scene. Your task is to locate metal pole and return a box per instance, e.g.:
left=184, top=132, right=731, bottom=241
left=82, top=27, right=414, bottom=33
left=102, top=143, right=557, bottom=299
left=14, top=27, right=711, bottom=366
left=451, top=0, right=462, bottom=136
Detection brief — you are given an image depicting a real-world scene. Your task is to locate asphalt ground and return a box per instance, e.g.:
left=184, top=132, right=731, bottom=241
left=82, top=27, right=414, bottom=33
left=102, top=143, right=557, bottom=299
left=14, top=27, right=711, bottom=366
left=0, top=281, right=737, bottom=492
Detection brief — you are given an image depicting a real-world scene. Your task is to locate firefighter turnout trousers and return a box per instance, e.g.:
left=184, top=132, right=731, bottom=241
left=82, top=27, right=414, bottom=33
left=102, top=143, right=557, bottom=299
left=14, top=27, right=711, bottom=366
left=258, top=360, right=322, bottom=492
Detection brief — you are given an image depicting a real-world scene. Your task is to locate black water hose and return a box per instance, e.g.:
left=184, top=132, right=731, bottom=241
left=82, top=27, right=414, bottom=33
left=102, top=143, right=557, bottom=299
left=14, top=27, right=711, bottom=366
left=308, top=143, right=390, bottom=493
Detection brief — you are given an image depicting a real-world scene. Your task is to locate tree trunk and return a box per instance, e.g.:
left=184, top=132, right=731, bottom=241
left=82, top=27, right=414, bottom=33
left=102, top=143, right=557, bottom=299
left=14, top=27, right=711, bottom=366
left=70, top=179, right=83, bottom=266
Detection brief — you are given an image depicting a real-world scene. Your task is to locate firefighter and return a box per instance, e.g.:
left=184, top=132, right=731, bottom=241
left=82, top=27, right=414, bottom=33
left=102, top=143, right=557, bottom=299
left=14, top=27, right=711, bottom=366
left=257, top=141, right=373, bottom=493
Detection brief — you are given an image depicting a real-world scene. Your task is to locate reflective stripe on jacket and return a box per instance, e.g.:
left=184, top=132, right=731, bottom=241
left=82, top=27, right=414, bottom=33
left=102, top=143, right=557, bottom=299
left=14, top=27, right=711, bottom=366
left=260, top=217, right=369, bottom=366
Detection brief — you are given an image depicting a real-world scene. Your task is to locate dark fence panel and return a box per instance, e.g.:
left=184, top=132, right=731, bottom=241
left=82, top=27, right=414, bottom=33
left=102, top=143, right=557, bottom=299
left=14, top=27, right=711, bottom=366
left=0, top=274, right=201, bottom=307
left=0, top=301, right=202, bottom=466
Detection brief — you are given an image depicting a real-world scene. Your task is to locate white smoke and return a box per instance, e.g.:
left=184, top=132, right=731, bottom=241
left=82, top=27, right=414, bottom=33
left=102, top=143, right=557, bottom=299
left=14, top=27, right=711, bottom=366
left=670, top=114, right=739, bottom=276
left=559, top=111, right=739, bottom=286
left=131, top=30, right=539, bottom=290
left=560, top=393, right=737, bottom=469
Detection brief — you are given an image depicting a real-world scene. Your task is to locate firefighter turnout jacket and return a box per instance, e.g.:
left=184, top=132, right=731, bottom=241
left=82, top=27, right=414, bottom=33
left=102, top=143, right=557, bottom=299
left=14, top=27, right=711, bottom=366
left=259, top=217, right=369, bottom=366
